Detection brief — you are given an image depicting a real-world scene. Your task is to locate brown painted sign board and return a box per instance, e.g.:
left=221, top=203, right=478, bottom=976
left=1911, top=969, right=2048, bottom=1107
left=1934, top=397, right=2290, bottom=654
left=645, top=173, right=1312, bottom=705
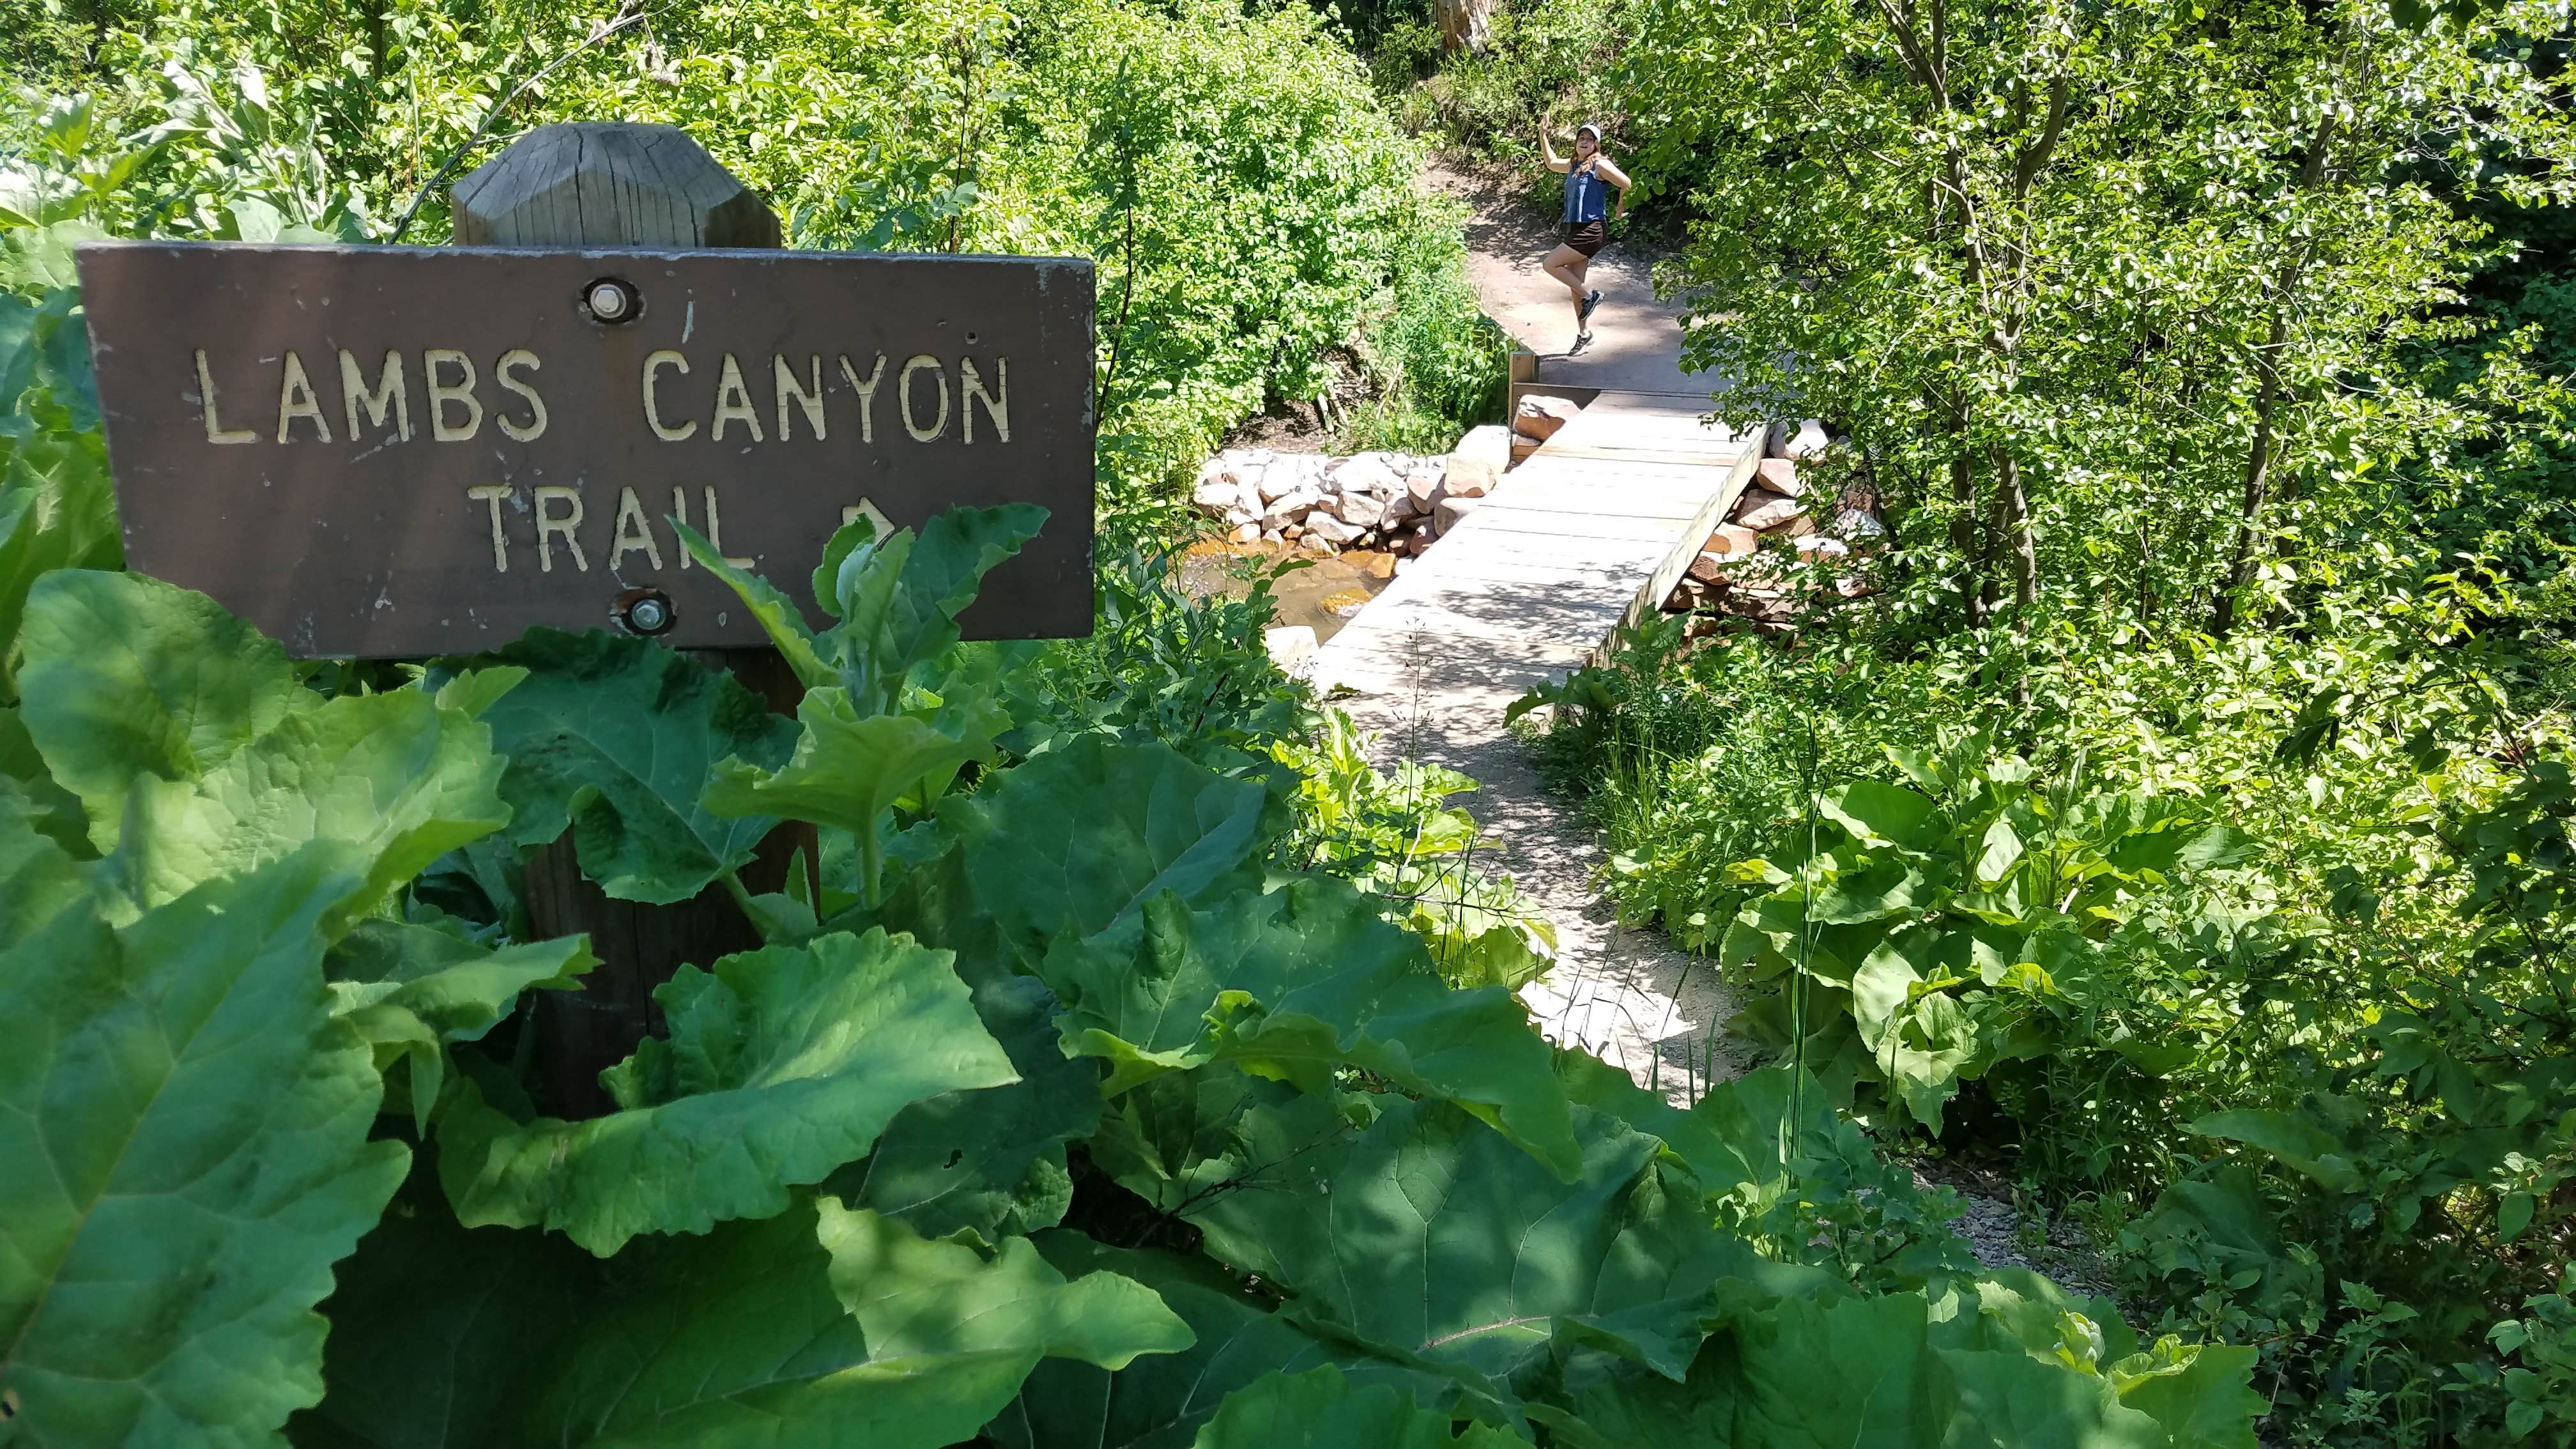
left=76, top=241, right=1096, bottom=657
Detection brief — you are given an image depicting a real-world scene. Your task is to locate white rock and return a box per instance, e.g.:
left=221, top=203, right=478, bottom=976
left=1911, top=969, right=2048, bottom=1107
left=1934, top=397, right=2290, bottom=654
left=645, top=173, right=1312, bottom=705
left=1330, top=491, right=1384, bottom=527
left=1304, top=513, right=1361, bottom=546
left=1406, top=469, right=1445, bottom=509
left=1513, top=394, right=1580, bottom=442
left=1333, top=453, right=1401, bottom=498
left=1786, top=419, right=1829, bottom=459
left=1453, top=424, right=1514, bottom=470
left=1261, top=486, right=1321, bottom=527
left=1703, top=523, right=1761, bottom=557
left=1754, top=457, right=1802, bottom=498
left=1264, top=625, right=1317, bottom=671
left=1795, top=535, right=1851, bottom=559
left=1254, top=454, right=1323, bottom=503
left=1734, top=488, right=1800, bottom=532
left=1230, top=521, right=1261, bottom=543
left=1192, top=480, right=1239, bottom=516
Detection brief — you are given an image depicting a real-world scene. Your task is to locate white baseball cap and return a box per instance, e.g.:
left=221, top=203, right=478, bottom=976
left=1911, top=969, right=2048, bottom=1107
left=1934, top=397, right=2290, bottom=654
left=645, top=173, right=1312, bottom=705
left=1575, top=121, right=1604, bottom=141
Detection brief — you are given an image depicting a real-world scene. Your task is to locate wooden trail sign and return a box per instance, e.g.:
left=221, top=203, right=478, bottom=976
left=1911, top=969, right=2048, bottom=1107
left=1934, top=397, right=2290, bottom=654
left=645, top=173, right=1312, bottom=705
left=76, top=241, right=1096, bottom=657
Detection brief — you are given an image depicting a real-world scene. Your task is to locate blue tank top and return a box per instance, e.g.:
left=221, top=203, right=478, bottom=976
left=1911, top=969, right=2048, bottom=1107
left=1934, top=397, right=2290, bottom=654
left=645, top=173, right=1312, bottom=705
left=1563, top=163, right=1609, bottom=224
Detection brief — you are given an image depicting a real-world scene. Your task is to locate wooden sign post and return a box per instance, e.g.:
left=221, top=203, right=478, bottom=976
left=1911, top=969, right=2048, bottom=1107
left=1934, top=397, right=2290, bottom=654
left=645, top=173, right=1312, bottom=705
left=77, top=121, right=1098, bottom=1116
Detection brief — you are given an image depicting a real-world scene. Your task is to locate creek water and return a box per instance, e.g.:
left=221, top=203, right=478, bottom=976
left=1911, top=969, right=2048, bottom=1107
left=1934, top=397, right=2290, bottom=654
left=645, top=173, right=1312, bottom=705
left=1177, top=543, right=1394, bottom=643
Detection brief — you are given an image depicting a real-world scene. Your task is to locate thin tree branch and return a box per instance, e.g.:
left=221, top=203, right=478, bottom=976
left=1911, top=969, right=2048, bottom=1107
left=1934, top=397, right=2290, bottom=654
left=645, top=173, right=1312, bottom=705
left=389, top=0, right=650, bottom=243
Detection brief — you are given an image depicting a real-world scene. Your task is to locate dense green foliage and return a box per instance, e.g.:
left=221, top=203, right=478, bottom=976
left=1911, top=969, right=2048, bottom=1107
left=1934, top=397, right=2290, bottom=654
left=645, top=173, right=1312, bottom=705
left=1468, top=0, right=2576, bottom=1437
left=1407, top=0, right=2576, bottom=1439
left=19, top=0, right=2516, bottom=1439
left=0, top=504, right=2268, bottom=1447
left=0, top=0, right=1500, bottom=526
left=0, top=224, right=2265, bottom=1438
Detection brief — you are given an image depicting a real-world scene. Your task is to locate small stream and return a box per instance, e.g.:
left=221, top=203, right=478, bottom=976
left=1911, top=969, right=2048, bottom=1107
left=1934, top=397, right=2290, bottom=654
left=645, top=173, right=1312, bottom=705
left=1177, top=543, right=1393, bottom=643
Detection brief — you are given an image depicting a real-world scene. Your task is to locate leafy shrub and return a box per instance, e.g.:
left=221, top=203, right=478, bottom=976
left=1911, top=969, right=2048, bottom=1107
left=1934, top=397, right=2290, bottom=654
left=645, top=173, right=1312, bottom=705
left=1274, top=706, right=1556, bottom=990
left=1511, top=615, right=1914, bottom=950
left=1518, top=609, right=2576, bottom=1444
left=1342, top=197, right=1510, bottom=452
left=0, top=515, right=2270, bottom=1445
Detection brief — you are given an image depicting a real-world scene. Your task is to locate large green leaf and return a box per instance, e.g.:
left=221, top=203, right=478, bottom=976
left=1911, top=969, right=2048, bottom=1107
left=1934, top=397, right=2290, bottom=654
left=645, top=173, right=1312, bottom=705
left=705, top=689, right=980, bottom=839
left=1818, top=780, right=1947, bottom=852
left=0, top=781, right=88, bottom=946
left=306, top=1196, right=1191, bottom=1449
left=822, top=1199, right=1192, bottom=1373
left=683, top=505, right=1045, bottom=712
left=0, top=702, right=87, bottom=852
left=111, top=687, right=513, bottom=925
left=1571, top=1266, right=2264, bottom=1449
left=295, top=1171, right=594, bottom=1449
left=18, top=571, right=512, bottom=923
left=673, top=519, right=836, bottom=689
left=843, top=505, right=1045, bottom=666
left=1178, top=1096, right=1777, bottom=1391
left=943, top=734, right=1285, bottom=954
left=2186, top=1108, right=2365, bottom=1193
left=826, top=974, right=1102, bottom=1243
left=0, top=288, right=119, bottom=705
left=1045, top=877, right=1579, bottom=1179
left=1189, top=1367, right=1526, bottom=1448
left=992, top=1234, right=1501, bottom=1449
left=0, top=845, right=410, bottom=1445
left=438, top=928, right=1017, bottom=1254
left=458, top=629, right=797, bottom=903
left=1554, top=1049, right=1758, bottom=1200
left=326, top=918, right=594, bottom=1045
left=325, top=918, right=598, bottom=1133
left=546, top=1202, right=1180, bottom=1447
left=16, top=569, right=303, bottom=850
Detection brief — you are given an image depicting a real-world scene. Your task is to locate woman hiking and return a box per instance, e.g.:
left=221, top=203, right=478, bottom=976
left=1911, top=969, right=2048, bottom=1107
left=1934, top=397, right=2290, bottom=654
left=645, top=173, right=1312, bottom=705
left=1538, top=115, right=1628, bottom=353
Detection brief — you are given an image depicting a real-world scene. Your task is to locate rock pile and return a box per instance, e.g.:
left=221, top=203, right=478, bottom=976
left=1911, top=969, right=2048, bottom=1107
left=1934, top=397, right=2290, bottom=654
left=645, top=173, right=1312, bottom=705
left=1665, top=418, right=1885, bottom=630
left=1190, top=424, right=1520, bottom=557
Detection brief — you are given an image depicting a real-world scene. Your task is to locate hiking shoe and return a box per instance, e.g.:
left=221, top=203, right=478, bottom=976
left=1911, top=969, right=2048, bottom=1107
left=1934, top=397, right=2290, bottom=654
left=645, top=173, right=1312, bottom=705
left=1570, top=330, right=1595, bottom=354
left=1579, top=289, right=1602, bottom=320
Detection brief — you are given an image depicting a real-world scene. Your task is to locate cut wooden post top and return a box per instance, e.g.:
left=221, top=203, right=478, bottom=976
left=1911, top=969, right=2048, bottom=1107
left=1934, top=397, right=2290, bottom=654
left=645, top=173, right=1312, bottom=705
left=450, top=121, right=781, bottom=249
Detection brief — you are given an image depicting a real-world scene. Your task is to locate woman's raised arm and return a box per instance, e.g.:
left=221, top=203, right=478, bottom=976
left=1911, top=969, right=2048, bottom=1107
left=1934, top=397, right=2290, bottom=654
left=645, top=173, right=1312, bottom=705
left=1538, top=118, right=1572, bottom=174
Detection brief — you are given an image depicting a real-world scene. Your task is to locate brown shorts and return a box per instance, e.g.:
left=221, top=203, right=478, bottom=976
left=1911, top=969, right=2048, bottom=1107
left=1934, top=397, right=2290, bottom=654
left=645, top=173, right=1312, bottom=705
left=1565, top=220, right=1607, bottom=257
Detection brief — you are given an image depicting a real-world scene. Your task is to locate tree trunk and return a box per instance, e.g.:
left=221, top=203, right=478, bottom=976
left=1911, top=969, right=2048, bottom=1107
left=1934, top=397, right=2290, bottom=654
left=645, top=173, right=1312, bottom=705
left=2214, top=112, right=2337, bottom=639
left=1434, top=0, right=1492, bottom=53
left=1995, top=447, right=2034, bottom=622
left=1950, top=451, right=1983, bottom=627
left=2212, top=311, right=2285, bottom=639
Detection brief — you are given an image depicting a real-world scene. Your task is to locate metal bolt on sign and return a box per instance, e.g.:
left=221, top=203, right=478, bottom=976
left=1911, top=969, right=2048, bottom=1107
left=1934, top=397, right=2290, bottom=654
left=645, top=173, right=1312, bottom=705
left=613, top=586, right=675, bottom=636
left=583, top=276, right=639, bottom=323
